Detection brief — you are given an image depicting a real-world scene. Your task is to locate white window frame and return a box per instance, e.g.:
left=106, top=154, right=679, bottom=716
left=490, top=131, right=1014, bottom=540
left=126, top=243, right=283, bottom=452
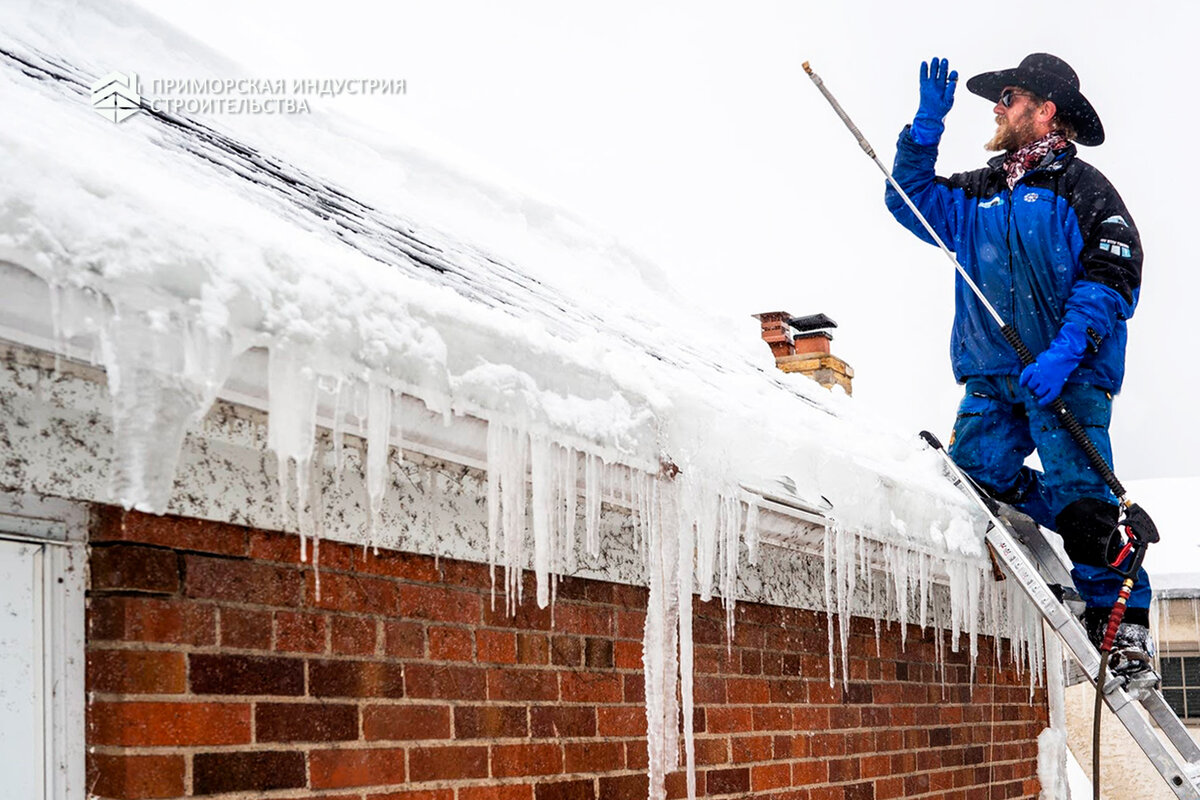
left=0, top=491, right=87, bottom=800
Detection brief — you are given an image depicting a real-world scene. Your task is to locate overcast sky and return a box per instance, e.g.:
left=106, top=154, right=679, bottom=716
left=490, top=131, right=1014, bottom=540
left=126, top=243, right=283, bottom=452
left=131, top=0, right=1199, bottom=480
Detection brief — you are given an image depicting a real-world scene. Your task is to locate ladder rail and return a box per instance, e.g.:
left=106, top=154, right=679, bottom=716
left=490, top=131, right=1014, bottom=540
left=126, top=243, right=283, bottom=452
left=926, top=435, right=1200, bottom=798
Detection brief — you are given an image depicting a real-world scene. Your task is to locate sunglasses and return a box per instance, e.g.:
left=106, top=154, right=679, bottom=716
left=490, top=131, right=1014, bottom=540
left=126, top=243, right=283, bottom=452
left=999, top=88, right=1037, bottom=108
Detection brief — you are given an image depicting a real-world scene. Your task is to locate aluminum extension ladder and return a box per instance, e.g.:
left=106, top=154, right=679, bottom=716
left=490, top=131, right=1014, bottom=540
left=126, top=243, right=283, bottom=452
left=929, top=437, right=1200, bottom=799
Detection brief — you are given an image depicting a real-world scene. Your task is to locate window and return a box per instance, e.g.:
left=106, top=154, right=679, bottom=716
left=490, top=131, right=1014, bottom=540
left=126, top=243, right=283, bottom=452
left=1160, top=655, right=1200, bottom=719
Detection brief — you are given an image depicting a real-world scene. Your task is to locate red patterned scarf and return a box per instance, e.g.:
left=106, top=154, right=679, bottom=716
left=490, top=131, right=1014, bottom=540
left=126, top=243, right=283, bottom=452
left=1002, top=130, right=1070, bottom=188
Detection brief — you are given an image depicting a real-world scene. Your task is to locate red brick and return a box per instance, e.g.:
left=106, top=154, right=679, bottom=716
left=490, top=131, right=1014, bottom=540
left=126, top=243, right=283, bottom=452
left=356, top=547, right=442, bottom=582
left=405, top=663, right=486, bottom=700
left=256, top=702, right=359, bottom=742
left=87, top=753, right=184, bottom=799
left=455, top=705, right=529, bottom=738
left=366, top=791, right=454, bottom=800
left=311, top=659, right=406, bottom=698
left=564, top=740, right=622, bottom=772
left=193, top=751, right=306, bottom=793
left=363, top=704, right=452, bottom=740
left=531, top=706, right=596, bottom=738
left=383, top=620, right=425, bottom=658
left=90, top=544, right=179, bottom=593
left=584, top=638, right=614, bottom=669
left=614, top=640, right=642, bottom=669
left=695, top=737, right=729, bottom=766
left=276, top=611, right=327, bottom=653
left=88, top=702, right=250, bottom=746
left=249, top=529, right=302, bottom=562
left=185, top=555, right=303, bottom=606
left=219, top=606, right=272, bottom=649
left=332, top=615, right=378, bottom=655
left=560, top=672, right=621, bottom=703
left=88, top=596, right=215, bottom=646
left=92, top=507, right=248, bottom=556
left=551, top=636, right=583, bottom=666
left=399, top=584, right=482, bottom=624
left=731, top=734, right=773, bottom=762
left=492, top=742, right=563, bottom=777
left=477, top=629, right=518, bottom=663
left=517, top=633, right=550, bottom=664
left=310, top=747, right=407, bottom=788
left=706, top=707, right=752, bottom=734
left=429, top=625, right=474, bottom=661
left=459, top=786, right=534, bottom=800
left=596, top=706, right=646, bottom=737
left=488, top=668, right=559, bottom=701
left=705, top=767, right=749, bottom=795
left=552, top=604, right=612, bottom=636
left=87, top=649, right=186, bottom=694
left=726, top=677, right=770, bottom=704
left=535, top=780, right=596, bottom=800
left=599, top=775, right=648, bottom=800
left=751, top=762, right=791, bottom=791
left=408, top=745, right=489, bottom=781
left=189, top=653, right=304, bottom=695
left=310, top=571, right=401, bottom=614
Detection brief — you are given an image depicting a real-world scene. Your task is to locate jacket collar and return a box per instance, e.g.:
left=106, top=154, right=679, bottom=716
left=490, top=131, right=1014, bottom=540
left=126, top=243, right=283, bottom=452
left=988, top=142, right=1077, bottom=175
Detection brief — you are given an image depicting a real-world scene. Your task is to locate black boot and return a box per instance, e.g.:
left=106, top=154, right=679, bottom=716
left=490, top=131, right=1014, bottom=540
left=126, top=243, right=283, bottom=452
left=1084, top=606, right=1157, bottom=682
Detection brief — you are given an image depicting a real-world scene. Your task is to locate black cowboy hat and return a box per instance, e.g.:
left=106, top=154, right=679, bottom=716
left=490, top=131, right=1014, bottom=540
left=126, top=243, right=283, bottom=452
left=966, top=53, right=1104, bottom=146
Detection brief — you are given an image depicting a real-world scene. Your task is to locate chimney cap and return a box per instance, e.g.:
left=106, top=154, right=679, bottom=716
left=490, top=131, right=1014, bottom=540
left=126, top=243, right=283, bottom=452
left=787, top=313, right=838, bottom=333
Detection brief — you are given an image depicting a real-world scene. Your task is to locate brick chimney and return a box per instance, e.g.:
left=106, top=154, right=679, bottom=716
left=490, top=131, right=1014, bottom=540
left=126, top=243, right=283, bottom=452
left=753, top=311, right=854, bottom=395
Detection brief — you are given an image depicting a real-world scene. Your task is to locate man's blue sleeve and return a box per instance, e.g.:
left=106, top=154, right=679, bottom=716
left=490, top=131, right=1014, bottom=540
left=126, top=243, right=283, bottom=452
left=884, top=126, right=962, bottom=251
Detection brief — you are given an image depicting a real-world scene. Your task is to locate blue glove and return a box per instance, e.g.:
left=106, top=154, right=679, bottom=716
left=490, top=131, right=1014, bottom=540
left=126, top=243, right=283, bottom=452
left=912, top=56, right=957, bottom=145
left=1019, top=322, right=1090, bottom=406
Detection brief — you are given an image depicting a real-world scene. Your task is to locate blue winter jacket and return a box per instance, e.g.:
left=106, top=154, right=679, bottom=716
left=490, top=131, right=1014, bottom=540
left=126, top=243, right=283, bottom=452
left=885, top=126, right=1142, bottom=392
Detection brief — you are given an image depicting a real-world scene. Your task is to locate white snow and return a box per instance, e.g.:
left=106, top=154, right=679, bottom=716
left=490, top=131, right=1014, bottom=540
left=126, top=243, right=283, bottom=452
left=0, top=2, right=1060, bottom=797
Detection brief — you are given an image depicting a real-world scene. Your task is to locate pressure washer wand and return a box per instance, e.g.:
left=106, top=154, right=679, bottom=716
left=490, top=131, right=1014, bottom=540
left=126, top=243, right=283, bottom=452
left=801, top=61, right=1156, bottom=539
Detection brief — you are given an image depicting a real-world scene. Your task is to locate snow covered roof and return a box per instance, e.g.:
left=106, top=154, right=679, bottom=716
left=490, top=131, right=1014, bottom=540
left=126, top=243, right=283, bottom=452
left=0, top=0, right=984, bottom=562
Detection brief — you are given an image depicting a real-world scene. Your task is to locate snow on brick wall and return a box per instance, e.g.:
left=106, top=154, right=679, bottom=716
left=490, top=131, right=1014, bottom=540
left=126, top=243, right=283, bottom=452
left=86, top=509, right=1048, bottom=800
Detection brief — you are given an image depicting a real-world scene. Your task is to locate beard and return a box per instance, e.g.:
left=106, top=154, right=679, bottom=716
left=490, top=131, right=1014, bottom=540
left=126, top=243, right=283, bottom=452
left=985, top=107, right=1036, bottom=152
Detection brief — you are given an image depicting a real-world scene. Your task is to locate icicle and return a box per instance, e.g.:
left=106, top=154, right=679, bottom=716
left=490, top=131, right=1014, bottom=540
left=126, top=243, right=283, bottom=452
left=643, top=475, right=667, bottom=800
left=107, top=309, right=235, bottom=513
left=721, top=493, right=741, bottom=652
left=696, top=489, right=719, bottom=602
left=744, top=498, right=760, bottom=565
left=331, top=377, right=348, bottom=488
left=364, top=378, right=394, bottom=544
left=823, top=526, right=836, bottom=688
left=584, top=453, right=602, bottom=558
left=676, top=484, right=697, bottom=800
left=836, top=525, right=853, bottom=689
left=498, top=426, right=530, bottom=616
left=562, top=448, right=578, bottom=575
left=530, top=436, right=553, bottom=609
left=487, top=422, right=502, bottom=609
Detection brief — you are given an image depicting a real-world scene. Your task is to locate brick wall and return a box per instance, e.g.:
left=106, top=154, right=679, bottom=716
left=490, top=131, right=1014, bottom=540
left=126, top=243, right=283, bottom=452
left=85, top=507, right=1048, bottom=800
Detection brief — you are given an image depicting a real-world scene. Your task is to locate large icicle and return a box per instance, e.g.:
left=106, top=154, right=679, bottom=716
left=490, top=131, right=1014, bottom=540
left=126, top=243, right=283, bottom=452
left=364, top=377, right=395, bottom=543
left=676, top=482, right=697, bottom=800
left=642, top=475, right=679, bottom=800
left=267, top=343, right=320, bottom=559
left=105, top=308, right=234, bottom=513
left=485, top=422, right=530, bottom=616
left=530, top=435, right=554, bottom=608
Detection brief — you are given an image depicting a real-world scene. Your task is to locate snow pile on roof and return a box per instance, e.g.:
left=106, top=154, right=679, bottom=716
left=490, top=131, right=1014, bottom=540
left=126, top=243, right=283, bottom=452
left=0, top=0, right=984, bottom=553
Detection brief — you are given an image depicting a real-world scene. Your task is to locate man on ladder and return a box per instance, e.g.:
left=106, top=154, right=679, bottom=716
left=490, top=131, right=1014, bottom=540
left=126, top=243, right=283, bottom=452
left=883, top=53, right=1153, bottom=678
